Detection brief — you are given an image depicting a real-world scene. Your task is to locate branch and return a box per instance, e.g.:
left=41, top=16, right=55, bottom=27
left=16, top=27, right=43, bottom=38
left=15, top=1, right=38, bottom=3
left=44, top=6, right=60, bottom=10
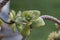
left=0, top=15, right=60, bottom=26
left=40, top=15, right=60, bottom=25
left=0, top=17, right=14, bottom=24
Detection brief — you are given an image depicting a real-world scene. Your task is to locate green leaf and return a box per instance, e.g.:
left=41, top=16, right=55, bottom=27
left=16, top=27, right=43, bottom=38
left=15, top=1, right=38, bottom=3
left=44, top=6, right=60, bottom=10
left=31, top=17, right=45, bottom=27
left=22, top=11, right=33, bottom=22
left=0, top=19, right=3, bottom=25
left=9, top=12, right=14, bottom=20
left=21, top=25, right=30, bottom=37
left=8, top=23, right=16, bottom=32
left=15, top=17, right=23, bottom=24
left=22, top=10, right=40, bottom=22
left=17, top=11, right=22, bottom=17
left=32, top=10, right=40, bottom=19
left=9, top=10, right=16, bottom=21
left=11, top=10, right=16, bottom=17
left=16, top=24, right=23, bottom=32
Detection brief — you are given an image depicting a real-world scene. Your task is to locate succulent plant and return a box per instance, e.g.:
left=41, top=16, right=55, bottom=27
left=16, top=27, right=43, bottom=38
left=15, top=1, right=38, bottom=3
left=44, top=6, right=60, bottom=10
left=1, top=9, right=60, bottom=40
left=8, top=10, right=45, bottom=38
left=1, top=0, right=60, bottom=40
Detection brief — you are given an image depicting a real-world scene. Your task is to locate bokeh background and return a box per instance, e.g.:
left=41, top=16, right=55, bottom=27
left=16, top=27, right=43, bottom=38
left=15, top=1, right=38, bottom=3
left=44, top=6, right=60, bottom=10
left=10, top=0, right=60, bottom=40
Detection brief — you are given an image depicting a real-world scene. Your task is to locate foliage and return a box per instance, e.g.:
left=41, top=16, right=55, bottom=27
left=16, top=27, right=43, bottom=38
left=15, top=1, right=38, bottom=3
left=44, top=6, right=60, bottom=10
left=48, top=31, right=60, bottom=40
left=8, top=10, right=45, bottom=37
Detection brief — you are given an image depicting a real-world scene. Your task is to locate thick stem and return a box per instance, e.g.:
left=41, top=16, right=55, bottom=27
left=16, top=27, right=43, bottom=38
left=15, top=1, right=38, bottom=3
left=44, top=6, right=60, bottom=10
left=0, top=15, right=60, bottom=29
left=0, top=15, right=60, bottom=40
left=0, top=16, right=15, bottom=24
left=40, top=15, right=60, bottom=25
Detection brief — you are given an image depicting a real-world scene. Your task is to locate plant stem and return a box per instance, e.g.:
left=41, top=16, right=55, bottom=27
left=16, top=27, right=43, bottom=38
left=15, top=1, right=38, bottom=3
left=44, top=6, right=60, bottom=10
left=0, top=15, right=60, bottom=40
left=0, top=16, right=15, bottom=24
left=40, top=15, right=60, bottom=25
left=1, top=15, right=60, bottom=25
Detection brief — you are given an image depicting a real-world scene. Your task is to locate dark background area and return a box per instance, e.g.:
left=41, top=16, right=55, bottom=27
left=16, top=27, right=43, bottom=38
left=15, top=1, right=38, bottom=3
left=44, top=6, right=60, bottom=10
left=10, top=0, right=60, bottom=40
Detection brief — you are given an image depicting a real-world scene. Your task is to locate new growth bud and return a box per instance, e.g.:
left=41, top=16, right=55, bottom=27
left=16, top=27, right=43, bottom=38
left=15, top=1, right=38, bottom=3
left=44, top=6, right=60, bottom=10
left=9, top=12, right=14, bottom=20
left=9, top=10, right=16, bottom=21
left=8, top=10, right=45, bottom=38
left=11, top=10, right=16, bottom=17
left=22, top=10, right=40, bottom=22
left=17, top=11, right=22, bottom=17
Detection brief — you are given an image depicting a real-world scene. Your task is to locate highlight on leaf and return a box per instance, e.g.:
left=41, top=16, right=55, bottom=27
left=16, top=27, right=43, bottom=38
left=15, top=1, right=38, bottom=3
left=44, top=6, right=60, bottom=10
left=31, top=17, right=45, bottom=27
left=9, top=10, right=16, bottom=21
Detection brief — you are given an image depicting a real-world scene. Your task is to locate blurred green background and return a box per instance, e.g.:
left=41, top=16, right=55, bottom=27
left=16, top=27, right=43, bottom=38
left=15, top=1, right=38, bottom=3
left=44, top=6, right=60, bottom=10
left=10, top=0, right=60, bottom=40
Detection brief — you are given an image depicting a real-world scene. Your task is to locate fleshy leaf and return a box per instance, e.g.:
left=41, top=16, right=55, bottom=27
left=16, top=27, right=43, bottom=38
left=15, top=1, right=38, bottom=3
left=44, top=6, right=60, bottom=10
left=15, top=17, right=23, bottom=24
left=22, top=10, right=40, bottom=22
left=16, top=24, right=23, bottom=32
left=9, top=12, right=14, bottom=20
left=11, top=10, right=16, bottom=17
left=21, top=25, right=30, bottom=36
left=31, top=17, right=45, bottom=27
left=0, top=19, right=3, bottom=25
left=17, top=11, right=22, bottom=17
left=11, top=23, right=16, bottom=32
